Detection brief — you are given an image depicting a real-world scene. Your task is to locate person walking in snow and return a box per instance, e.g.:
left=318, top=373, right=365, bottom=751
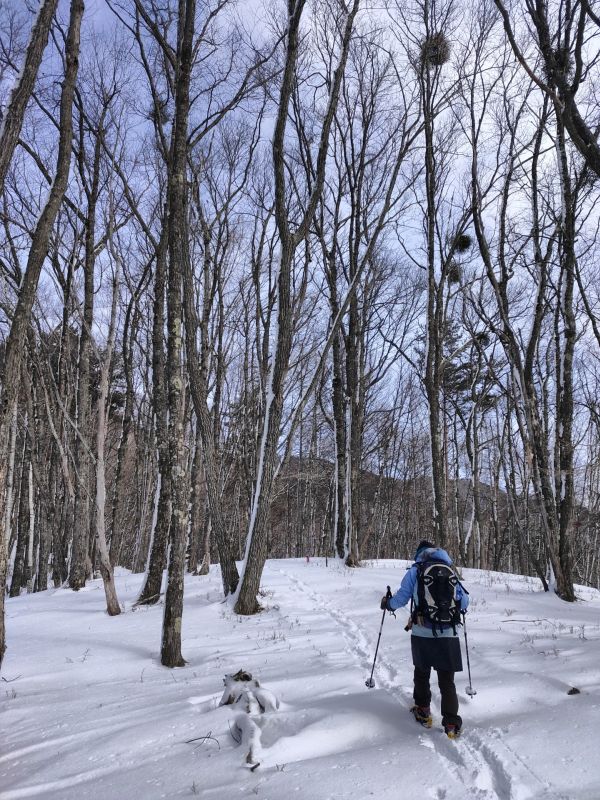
left=380, top=539, right=469, bottom=739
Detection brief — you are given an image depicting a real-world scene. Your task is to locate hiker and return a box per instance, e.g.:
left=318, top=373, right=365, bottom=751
left=380, top=539, right=469, bottom=739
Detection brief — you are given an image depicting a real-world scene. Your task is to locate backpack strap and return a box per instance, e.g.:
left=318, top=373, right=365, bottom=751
left=413, top=561, right=428, bottom=629
left=415, top=558, right=464, bottom=635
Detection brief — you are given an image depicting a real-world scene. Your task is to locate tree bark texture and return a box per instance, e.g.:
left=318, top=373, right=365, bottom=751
left=160, top=0, right=196, bottom=668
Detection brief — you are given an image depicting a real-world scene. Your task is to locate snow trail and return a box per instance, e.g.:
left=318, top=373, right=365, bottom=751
left=3, top=560, right=599, bottom=799
left=275, top=563, right=556, bottom=800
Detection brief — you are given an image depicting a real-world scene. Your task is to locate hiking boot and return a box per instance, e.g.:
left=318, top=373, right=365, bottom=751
left=410, top=705, right=432, bottom=728
left=444, top=723, right=461, bottom=739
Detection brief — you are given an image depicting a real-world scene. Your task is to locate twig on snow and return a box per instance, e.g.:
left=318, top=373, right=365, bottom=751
left=228, top=721, right=241, bottom=744
left=186, top=730, right=220, bottom=749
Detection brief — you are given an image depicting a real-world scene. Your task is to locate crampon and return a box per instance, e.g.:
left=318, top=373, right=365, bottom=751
left=410, top=705, right=432, bottom=728
left=444, top=723, right=461, bottom=740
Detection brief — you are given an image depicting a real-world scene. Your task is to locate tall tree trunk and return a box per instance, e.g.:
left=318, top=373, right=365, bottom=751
left=470, top=99, right=573, bottom=600
left=346, top=286, right=365, bottom=567
left=68, top=277, right=93, bottom=590
left=94, top=377, right=121, bottom=616
left=0, top=0, right=83, bottom=664
left=422, top=53, right=447, bottom=549
left=25, top=383, right=38, bottom=593
left=160, top=0, right=196, bottom=668
left=330, top=318, right=348, bottom=558
left=137, top=226, right=171, bottom=605
left=553, top=114, right=577, bottom=601
left=93, top=221, right=122, bottom=616
left=109, top=302, right=137, bottom=567
left=181, top=226, right=239, bottom=594
left=69, top=71, right=106, bottom=593
left=235, top=0, right=360, bottom=615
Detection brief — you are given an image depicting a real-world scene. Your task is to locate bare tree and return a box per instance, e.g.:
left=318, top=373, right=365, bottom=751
left=312, top=23, right=423, bottom=563
left=159, top=0, right=196, bottom=668
left=234, top=0, right=361, bottom=615
left=493, top=0, right=600, bottom=177
left=0, top=0, right=59, bottom=193
left=0, top=0, right=84, bottom=666
left=466, top=7, right=576, bottom=598
left=93, top=204, right=123, bottom=617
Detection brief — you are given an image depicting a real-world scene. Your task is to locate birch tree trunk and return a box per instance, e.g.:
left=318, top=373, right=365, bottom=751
left=93, top=214, right=122, bottom=616
left=69, top=89, right=114, bottom=596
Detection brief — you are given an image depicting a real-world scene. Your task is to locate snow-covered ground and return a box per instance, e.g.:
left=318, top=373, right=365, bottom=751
left=2, top=559, right=600, bottom=800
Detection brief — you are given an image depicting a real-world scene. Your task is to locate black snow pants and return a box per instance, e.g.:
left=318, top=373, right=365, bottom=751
left=413, top=665, right=462, bottom=729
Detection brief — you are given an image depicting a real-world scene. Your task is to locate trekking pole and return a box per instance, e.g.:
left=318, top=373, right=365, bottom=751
left=462, top=612, right=477, bottom=697
left=366, top=586, right=392, bottom=689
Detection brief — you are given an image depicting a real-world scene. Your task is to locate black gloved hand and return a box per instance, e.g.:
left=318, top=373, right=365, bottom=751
left=380, top=595, right=390, bottom=610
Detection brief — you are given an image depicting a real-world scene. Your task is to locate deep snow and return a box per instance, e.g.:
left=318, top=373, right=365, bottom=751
left=1, top=559, right=600, bottom=800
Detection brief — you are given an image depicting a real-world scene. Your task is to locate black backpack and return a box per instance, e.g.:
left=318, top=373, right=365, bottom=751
left=413, top=559, right=464, bottom=635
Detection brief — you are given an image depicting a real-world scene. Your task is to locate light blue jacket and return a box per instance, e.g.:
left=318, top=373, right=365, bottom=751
left=388, top=548, right=469, bottom=638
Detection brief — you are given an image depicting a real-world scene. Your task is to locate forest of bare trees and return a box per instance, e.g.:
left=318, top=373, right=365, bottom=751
left=2, top=0, right=600, bottom=667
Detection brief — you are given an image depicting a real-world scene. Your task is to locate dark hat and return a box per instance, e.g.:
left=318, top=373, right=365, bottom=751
left=414, top=539, right=435, bottom=559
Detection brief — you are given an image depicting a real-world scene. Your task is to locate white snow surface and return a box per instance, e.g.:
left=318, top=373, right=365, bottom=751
left=2, top=559, right=600, bottom=800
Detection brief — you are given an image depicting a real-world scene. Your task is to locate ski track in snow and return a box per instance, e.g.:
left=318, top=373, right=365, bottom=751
left=274, top=564, right=556, bottom=800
